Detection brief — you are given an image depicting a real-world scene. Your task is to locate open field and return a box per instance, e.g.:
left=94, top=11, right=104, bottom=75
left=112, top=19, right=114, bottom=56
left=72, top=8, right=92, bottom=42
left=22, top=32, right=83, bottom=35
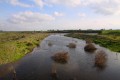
left=66, top=30, right=120, bottom=53
left=0, top=32, right=49, bottom=64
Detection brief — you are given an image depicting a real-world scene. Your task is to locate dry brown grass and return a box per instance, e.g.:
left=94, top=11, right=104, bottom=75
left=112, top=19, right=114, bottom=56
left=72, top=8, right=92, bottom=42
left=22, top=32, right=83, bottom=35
left=52, top=51, right=69, bottom=63
left=67, top=43, right=76, bottom=48
left=85, top=39, right=92, bottom=44
left=95, top=50, right=107, bottom=68
left=84, top=43, right=97, bottom=52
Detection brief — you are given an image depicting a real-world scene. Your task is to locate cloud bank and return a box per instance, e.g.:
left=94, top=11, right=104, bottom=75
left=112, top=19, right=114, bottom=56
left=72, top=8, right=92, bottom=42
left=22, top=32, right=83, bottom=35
left=8, top=11, right=55, bottom=24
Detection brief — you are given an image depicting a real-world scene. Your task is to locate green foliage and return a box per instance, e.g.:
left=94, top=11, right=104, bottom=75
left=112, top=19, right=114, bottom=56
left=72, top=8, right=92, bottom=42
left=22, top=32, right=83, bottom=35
left=101, top=30, right=120, bottom=35
left=0, top=32, right=48, bottom=64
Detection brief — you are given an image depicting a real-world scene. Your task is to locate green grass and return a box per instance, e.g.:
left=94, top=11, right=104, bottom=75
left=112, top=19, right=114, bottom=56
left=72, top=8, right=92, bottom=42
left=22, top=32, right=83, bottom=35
left=101, top=30, right=120, bottom=35
left=0, top=32, right=49, bottom=64
left=66, top=33, right=120, bottom=53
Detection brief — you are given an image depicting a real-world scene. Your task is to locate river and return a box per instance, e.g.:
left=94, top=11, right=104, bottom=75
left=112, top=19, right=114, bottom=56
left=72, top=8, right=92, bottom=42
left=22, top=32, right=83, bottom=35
left=0, top=34, right=120, bottom=80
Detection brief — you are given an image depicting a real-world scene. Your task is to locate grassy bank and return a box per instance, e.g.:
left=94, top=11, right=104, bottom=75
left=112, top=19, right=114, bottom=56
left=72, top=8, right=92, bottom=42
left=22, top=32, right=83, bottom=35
left=66, top=33, right=120, bottom=53
left=0, top=32, right=49, bottom=64
left=101, top=30, right=120, bottom=35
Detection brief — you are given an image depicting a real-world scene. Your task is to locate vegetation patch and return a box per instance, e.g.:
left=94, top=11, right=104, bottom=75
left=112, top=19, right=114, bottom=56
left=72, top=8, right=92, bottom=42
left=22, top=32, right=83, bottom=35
left=52, top=51, right=69, bottom=63
left=95, top=50, right=107, bottom=68
left=101, top=30, right=120, bottom=35
left=65, top=31, right=120, bottom=52
left=84, top=43, right=97, bottom=52
left=67, top=43, right=76, bottom=48
left=0, top=32, right=49, bottom=64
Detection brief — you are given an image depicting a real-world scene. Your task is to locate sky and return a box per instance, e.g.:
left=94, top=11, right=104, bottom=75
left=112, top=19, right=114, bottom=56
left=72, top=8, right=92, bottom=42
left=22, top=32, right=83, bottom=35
left=0, top=0, right=120, bottom=31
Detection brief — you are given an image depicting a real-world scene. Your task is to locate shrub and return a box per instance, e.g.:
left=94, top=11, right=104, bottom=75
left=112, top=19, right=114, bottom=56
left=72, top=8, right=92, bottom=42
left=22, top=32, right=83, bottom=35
left=52, top=52, right=69, bottom=63
left=84, top=43, right=96, bottom=52
left=95, top=50, right=107, bottom=68
left=67, top=43, right=76, bottom=48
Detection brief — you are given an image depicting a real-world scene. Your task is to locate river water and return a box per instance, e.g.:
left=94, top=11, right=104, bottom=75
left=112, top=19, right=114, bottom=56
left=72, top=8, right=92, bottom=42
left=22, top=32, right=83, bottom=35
left=0, top=34, right=120, bottom=80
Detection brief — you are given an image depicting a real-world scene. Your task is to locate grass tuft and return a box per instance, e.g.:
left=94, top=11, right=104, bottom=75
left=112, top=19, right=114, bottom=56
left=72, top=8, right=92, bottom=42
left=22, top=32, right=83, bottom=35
left=84, top=43, right=97, bottom=52
left=67, top=43, right=76, bottom=48
left=52, top=51, right=69, bottom=63
left=95, top=50, right=107, bottom=68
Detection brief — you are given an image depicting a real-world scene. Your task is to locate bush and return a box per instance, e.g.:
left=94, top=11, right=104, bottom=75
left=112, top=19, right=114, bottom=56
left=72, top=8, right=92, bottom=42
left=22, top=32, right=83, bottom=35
left=67, top=43, right=76, bottom=48
left=95, top=50, right=107, bottom=68
left=84, top=43, right=96, bottom=52
left=52, top=52, right=69, bottom=63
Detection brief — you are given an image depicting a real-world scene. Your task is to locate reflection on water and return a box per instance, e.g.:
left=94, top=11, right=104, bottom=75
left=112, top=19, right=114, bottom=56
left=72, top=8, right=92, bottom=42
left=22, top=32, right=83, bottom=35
left=0, top=34, right=120, bottom=80
left=0, top=62, right=18, bottom=80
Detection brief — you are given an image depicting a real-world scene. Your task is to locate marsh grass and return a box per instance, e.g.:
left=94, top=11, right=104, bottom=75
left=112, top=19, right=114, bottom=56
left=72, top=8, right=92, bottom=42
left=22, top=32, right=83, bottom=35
left=67, top=43, right=76, bottom=48
left=65, top=33, right=120, bottom=52
left=52, top=51, right=69, bottom=63
left=95, top=50, right=107, bottom=68
left=84, top=43, right=97, bottom=52
left=0, top=32, right=48, bottom=64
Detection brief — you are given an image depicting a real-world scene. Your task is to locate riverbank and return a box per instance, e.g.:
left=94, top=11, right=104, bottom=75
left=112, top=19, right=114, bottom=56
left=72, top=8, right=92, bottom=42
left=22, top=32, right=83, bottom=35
left=0, top=32, right=49, bottom=64
left=65, top=33, right=120, bottom=53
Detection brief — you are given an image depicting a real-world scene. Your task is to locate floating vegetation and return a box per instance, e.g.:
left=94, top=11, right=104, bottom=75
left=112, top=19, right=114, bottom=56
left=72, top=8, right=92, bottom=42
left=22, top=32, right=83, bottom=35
left=52, top=51, right=69, bottom=63
left=95, top=50, right=107, bottom=68
left=84, top=43, right=97, bottom=52
left=67, top=43, right=76, bottom=48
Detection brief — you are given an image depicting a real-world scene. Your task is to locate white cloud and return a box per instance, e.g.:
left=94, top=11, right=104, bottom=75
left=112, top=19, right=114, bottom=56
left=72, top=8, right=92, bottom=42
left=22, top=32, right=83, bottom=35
left=40, top=0, right=120, bottom=15
left=91, top=1, right=120, bottom=15
left=8, top=11, right=55, bottom=24
left=0, top=0, right=32, bottom=7
left=53, top=11, right=64, bottom=17
left=78, top=13, right=86, bottom=17
left=34, top=0, right=45, bottom=8
left=82, top=0, right=120, bottom=15
left=47, top=0, right=81, bottom=7
left=33, top=0, right=81, bottom=8
left=2, top=0, right=120, bottom=15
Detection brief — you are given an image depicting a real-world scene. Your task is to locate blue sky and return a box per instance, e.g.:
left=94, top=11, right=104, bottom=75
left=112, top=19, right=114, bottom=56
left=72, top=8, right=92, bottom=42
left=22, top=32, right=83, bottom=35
left=0, top=0, right=120, bottom=31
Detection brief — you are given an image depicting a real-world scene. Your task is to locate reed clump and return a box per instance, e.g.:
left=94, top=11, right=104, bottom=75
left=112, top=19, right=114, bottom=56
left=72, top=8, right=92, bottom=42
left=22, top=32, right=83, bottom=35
left=95, top=50, right=107, bottom=68
left=67, top=43, right=76, bottom=48
left=52, top=52, right=69, bottom=63
left=84, top=43, right=97, bottom=52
